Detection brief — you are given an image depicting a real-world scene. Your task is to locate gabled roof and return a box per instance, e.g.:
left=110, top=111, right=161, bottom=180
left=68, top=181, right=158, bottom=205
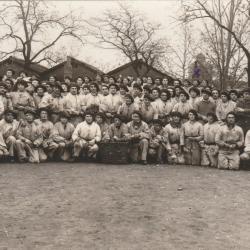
left=41, top=56, right=104, bottom=75
left=0, top=56, right=48, bottom=74
left=107, top=59, right=173, bottom=79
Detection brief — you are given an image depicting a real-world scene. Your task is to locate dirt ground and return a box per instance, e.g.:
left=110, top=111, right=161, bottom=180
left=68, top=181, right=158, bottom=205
left=0, top=163, right=250, bottom=250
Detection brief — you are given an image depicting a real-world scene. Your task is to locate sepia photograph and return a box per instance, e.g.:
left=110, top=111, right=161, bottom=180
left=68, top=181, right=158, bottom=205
left=0, top=0, right=250, bottom=249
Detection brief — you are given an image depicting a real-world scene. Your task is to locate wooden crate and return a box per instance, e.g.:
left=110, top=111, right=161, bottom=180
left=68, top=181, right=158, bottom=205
left=99, top=142, right=130, bottom=164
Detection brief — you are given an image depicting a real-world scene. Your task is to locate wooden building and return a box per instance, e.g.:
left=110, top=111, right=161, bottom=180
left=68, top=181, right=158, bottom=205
left=107, top=59, right=173, bottom=81
left=41, top=56, right=104, bottom=81
left=0, top=56, right=48, bottom=79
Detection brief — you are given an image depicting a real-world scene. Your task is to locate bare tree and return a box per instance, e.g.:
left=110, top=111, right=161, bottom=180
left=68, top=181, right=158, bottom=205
left=180, top=0, right=250, bottom=87
left=0, top=0, right=86, bottom=68
left=88, top=4, right=168, bottom=76
left=167, top=23, right=197, bottom=80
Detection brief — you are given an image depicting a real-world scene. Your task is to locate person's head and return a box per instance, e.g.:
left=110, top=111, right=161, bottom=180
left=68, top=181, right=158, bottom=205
left=207, top=112, right=217, bottom=124
left=152, top=87, right=160, bottom=100
left=6, top=69, right=14, bottom=78
left=95, top=74, right=102, bottom=83
left=113, top=114, right=123, bottom=127
left=108, top=76, right=116, bottom=85
left=31, top=79, right=39, bottom=87
left=174, top=86, right=183, bottom=97
left=59, top=111, right=69, bottom=124
left=4, top=110, right=15, bottom=123
left=0, top=82, right=6, bottom=94
left=16, top=80, right=27, bottom=91
left=131, top=111, right=142, bottom=123
left=167, top=87, right=175, bottom=98
left=226, top=112, right=236, bottom=126
left=188, top=109, right=198, bottom=121
left=4, top=79, right=13, bottom=90
left=122, top=77, right=129, bottom=86
left=147, top=76, right=153, bottom=85
left=154, top=78, right=161, bottom=86
left=101, top=85, right=109, bottom=96
left=179, top=91, right=189, bottom=102
left=49, top=75, right=56, bottom=83
left=82, top=84, right=90, bottom=95
left=192, top=79, right=200, bottom=87
left=84, top=76, right=91, bottom=84
left=103, top=75, right=109, bottom=84
left=152, top=119, right=162, bottom=132
left=125, top=94, right=134, bottom=105
left=162, top=77, right=169, bottom=86
left=212, top=89, right=220, bottom=99
left=143, top=94, right=152, bottom=105
left=95, top=112, right=105, bottom=124
left=89, top=82, right=99, bottom=93
left=173, top=79, right=181, bottom=87
left=119, top=85, right=128, bottom=95
left=39, top=108, right=49, bottom=121
left=229, top=90, right=238, bottom=102
left=85, top=112, right=94, bottom=124
left=221, top=91, right=230, bottom=103
left=61, top=82, right=68, bottom=93
left=19, top=71, right=27, bottom=78
left=25, top=110, right=36, bottom=123
left=143, top=85, right=151, bottom=96
left=136, top=77, right=142, bottom=85
left=45, top=82, right=53, bottom=94
left=202, top=89, right=211, bottom=100
left=170, top=112, right=182, bottom=124
left=64, top=76, right=71, bottom=84
left=35, top=85, right=45, bottom=96
left=183, top=79, right=190, bottom=87
left=133, top=83, right=142, bottom=96
left=160, top=89, right=170, bottom=102
left=242, top=88, right=250, bottom=100
left=52, top=83, right=62, bottom=96
left=109, top=83, right=119, bottom=94
left=201, top=79, right=209, bottom=88
left=69, top=83, right=78, bottom=95
left=76, top=77, right=83, bottom=86
left=189, top=87, right=200, bottom=98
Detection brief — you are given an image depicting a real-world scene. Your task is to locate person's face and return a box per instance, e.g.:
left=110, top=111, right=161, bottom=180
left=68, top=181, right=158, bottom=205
left=95, top=115, right=103, bottom=124
left=147, top=77, right=153, bottom=84
left=133, top=88, right=140, bottom=96
left=109, top=78, right=115, bottom=84
left=20, top=72, right=27, bottom=78
left=212, top=90, right=219, bottom=99
left=153, top=123, right=161, bottom=132
left=32, top=80, right=39, bottom=87
left=173, top=80, right=180, bottom=87
left=18, top=84, right=25, bottom=91
left=243, top=92, right=250, bottom=100
left=122, top=78, right=129, bottom=85
left=114, top=118, right=122, bottom=127
left=207, top=115, right=214, bottom=124
left=76, top=78, right=83, bottom=85
left=102, top=86, right=109, bottom=95
left=90, top=85, right=97, bottom=93
left=25, top=113, right=34, bottom=123
left=152, top=90, right=159, bottom=99
left=193, top=80, right=199, bottom=87
left=125, top=97, right=132, bottom=105
left=172, top=115, right=180, bottom=124
left=46, top=85, right=53, bottom=93
left=144, top=97, right=150, bottom=105
left=132, top=113, right=141, bottom=123
left=37, top=88, right=44, bottom=96
left=85, top=115, right=93, bottom=124
left=84, top=77, right=90, bottom=83
left=143, top=89, right=150, bottom=96
left=188, top=112, right=195, bottom=121
left=201, top=80, right=207, bottom=87
left=142, top=77, right=147, bottom=83
left=179, top=93, right=187, bottom=102
left=160, top=92, right=168, bottom=102
left=230, top=93, right=237, bottom=102
left=227, top=114, right=235, bottom=125
left=64, top=78, right=71, bottom=84
left=83, top=87, right=89, bottom=95
left=49, top=77, right=55, bottom=83
left=6, top=70, right=13, bottom=77
left=103, top=76, right=109, bottom=83
left=40, top=111, right=48, bottom=120
left=96, top=75, right=102, bottom=82
left=5, top=113, right=14, bottom=123
left=70, top=86, right=78, bottom=95
left=60, top=117, right=68, bottom=124
left=183, top=81, right=189, bottom=87
left=110, top=86, right=117, bottom=95
left=120, top=88, right=126, bottom=95
left=190, top=90, right=197, bottom=98
left=5, top=81, right=12, bottom=89
left=221, top=94, right=228, bottom=103
left=162, top=78, right=168, bottom=86
left=136, top=78, right=142, bottom=84
left=202, top=93, right=209, bottom=100
left=168, top=89, right=174, bottom=97
left=175, top=88, right=181, bottom=96
left=53, top=86, right=61, bottom=96
left=61, top=84, right=68, bottom=92
left=0, top=86, right=6, bottom=94
left=155, top=79, right=161, bottom=86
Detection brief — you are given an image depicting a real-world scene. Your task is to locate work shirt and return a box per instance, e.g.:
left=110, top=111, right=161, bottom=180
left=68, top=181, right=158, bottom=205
left=195, top=99, right=216, bottom=117
left=51, top=122, right=75, bottom=141
left=118, top=103, right=137, bottom=122
left=63, top=93, right=84, bottom=114
left=216, top=101, right=236, bottom=121
left=139, top=103, right=157, bottom=123
left=153, top=100, right=173, bottom=116
left=164, top=123, right=184, bottom=145
left=10, top=91, right=35, bottom=108
left=39, top=94, right=64, bottom=112
left=108, top=123, right=129, bottom=139
left=203, top=122, right=220, bottom=144
left=172, top=101, right=193, bottom=117
left=127, top=121, right=150, bottom=139
left=34, top=119, right=54, bottom=139
left=72, top=121, right=101, bottom=142
left=84, top=93, right=103, bottom=108
left=183, top=121, right=204, bottom=140
left=101, top=94, right=123, bottom=113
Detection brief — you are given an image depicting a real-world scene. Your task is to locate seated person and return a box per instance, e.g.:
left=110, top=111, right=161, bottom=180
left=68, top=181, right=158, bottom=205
left=240, top=129, right=250, bottom=161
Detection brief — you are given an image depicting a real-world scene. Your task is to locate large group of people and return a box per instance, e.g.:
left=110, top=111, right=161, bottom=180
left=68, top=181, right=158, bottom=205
left=0, top=68, right=250, bottom=170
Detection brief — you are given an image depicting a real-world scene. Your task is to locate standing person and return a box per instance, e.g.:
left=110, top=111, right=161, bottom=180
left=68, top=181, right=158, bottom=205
left=117, top=94, right=137, bottom=122
left=164, top=112, right=185, bottom=165
left=15, top=109, right=43, bottom=163
left=188, top=87, right=200, bottom=108
left=63, top=83, right=85, bottom=126
left=33, top=85, right=46, bottom=109
left=183, top=110, right=204, bottom=165
left=10, top=80, right=35, bottom=120
left=0, top=82, right=13, bottom=111
left=127, top=111, right=150, bottom=164
left=211, top=89, right=221, bottom=105
left=200, top=113, right=220, bottom=167
left=84, top=82, right=103, bottom=109
left=216, top=91, right=236, bottom=123
left=229, top=90, right=238, bottom=103
left=72, top=112, right=101, bottom=161
left=50, top=111, right=75, bottom=161
left=148, top=119, right=168, bottom=164
left=215, top=112, right=244, bottom=170
left=0, top=110, right=19, bottom=162
left=195, top=89, right=216, bottom=123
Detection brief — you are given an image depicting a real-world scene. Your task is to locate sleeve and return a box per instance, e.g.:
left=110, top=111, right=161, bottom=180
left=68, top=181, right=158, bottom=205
left=236, top=127, right=244, bottom=148
left=215, top=127, right=223, bottom=146
left=139, top=123, right=150, bottom=139
left=72, top=124, right=81, bottom=142
left=95, top=124, right=102, bottom=142
left=0, top=99, right=4, bottom=116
